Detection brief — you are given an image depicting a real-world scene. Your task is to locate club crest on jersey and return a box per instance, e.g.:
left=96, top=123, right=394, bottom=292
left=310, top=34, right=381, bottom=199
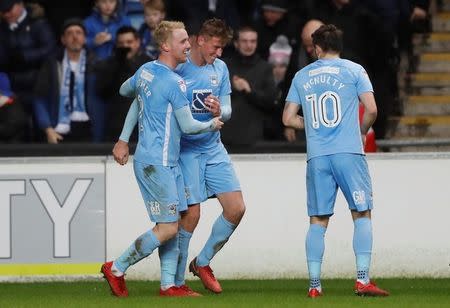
left=191, top=89, right=212, bottom=113
left=210, top=75, right=218, bottom=86
left=178, top=79, right=187, bottom=92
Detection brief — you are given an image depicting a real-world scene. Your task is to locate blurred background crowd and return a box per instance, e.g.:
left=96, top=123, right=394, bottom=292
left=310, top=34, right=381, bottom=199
left=0, top=0, right=432, bottom=152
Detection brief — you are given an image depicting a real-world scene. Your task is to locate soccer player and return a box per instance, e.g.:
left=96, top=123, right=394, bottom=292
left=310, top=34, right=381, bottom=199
left=114, top=18, right=246, bottom=294
left=282, top=24, right=389, bottom=298
left=101, top=20, right=223, bottom=298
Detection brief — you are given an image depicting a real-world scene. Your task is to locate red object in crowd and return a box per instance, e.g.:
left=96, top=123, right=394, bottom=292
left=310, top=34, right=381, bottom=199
left=359, top=104, right=377, bottom=152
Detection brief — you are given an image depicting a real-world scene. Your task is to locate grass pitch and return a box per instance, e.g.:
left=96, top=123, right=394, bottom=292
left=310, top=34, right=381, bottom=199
left=0, top=278, right=449, bottom=307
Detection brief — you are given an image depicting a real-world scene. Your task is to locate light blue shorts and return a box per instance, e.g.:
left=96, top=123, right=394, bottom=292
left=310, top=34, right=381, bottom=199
left=133, top=160, right=187, bottom=223
left=306, top=153, right=373, bottom=217
left=179, top=144, right=241, bottom=205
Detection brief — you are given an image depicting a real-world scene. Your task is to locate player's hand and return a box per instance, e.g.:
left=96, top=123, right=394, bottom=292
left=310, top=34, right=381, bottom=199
left=211, top=117, right=224, bottom=131
left=284, top=127, right=297, bottom=142
left=205, top=95, right=221, bottom=117
left=46, top=127, right=63, bottom=144
left=112, top=140, right=130, bottom=165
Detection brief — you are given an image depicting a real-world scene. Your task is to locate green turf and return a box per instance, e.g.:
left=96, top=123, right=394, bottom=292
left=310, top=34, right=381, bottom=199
left=0, top=278, right=449, bottom=307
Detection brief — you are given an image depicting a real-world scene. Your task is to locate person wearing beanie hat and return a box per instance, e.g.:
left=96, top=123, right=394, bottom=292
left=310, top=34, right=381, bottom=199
left=61, top=17, right=87, bottom=36
left=268, top=35, right=292, bottom=67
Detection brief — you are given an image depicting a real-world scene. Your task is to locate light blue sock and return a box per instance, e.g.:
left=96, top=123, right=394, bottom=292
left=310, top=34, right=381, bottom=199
left=196, top=214, right=236, bottom=267
left=306, top=224, right=326, bottom=290
left=353, top=217, right=372, bottom=284
left=114, top=229, right=160, bottom=273
left=159, top=233, right=179, bottom=288
left=175, top=227, right=192, bottom=286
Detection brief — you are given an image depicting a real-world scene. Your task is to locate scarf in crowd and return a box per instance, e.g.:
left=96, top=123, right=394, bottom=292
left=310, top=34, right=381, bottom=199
left=55, top=49, right=89, bottom=134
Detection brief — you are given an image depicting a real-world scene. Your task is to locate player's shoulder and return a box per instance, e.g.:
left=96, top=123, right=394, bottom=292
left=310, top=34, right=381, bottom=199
left=212, top=57, right=227, bottom=68
left=338, top=58, right=365, bottom=73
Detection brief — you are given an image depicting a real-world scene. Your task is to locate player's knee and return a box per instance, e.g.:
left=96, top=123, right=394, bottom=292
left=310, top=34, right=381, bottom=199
left=224, top=201, right=245, bottom=224
left=155, top=222, right=179, bottom=242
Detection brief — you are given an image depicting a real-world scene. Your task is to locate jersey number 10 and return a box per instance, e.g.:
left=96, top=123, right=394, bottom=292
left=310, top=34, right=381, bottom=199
left=306, top=91, right=342, bottom=129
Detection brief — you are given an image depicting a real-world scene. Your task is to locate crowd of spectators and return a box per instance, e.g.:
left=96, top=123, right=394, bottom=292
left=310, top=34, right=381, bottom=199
left=0, top=0, right=431, bottom=149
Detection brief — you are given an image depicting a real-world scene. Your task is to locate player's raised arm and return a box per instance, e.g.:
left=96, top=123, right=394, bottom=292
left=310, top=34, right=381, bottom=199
left=282, top=102, right=304, bottom=130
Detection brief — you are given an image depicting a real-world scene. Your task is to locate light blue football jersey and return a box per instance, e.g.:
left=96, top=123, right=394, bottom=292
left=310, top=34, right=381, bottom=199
left=176, top=57, right=231, bottom=152
left=286, top=58, right=373, bottom=160
left=129, top=60, right=190, bottom=166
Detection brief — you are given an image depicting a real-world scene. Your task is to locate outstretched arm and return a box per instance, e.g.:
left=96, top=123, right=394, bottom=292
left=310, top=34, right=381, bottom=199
left=174, top=105, right=223, bottom=134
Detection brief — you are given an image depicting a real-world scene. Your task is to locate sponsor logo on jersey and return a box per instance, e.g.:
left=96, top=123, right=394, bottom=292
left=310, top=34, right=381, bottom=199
left=309, top=66, right=340, bottom=76
left=191, top=89, right=212, bottom=113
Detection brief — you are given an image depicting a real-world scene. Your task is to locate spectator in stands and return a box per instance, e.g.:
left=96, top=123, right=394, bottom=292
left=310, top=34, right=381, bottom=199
left=95, top=25, right=150, bottom=142
left=122, top=0, right=148, bottom=29
left=266, top=34, right=296, bottom=142
left=0, top=0, right=56, bottom=141
left=138, top=0, right=165, bottom=60
left=0, top=72, right=27, bottom=142
left=84, top=0, right=130, bottom=60
left=221, top=25, right=277, bottom=147
left=252, top=0, right=301, bottom=61
left=33, top=18, right=101, bottom=143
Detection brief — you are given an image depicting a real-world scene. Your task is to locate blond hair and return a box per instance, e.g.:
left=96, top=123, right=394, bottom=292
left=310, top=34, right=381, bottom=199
left=153, top=20, right=185, bottom=48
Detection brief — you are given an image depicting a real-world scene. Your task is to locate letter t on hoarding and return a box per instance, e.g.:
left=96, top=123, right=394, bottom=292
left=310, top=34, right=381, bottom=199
left=0, top=181, right=25, bottom=258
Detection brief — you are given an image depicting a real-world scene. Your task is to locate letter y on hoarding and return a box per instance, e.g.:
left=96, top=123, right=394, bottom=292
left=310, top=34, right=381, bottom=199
left=31, top=179, right=92, bottom=258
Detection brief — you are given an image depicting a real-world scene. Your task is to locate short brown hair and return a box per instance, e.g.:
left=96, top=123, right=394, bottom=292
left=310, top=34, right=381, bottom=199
left=144, top=0, right=165, bottom=12
left=311, top=24, right=343, bottom=53
left=198, top=18, right=233, bottom=45
left=153, top=20, right=185, bottom=48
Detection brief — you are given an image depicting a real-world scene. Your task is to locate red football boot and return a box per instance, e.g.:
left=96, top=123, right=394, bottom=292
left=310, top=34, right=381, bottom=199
left=100, top=261, right=128, bottom=297
left=178, top=284, right=202, bottom=297
left=189, top=257, right=222, bottom=293
left=159, top=286, right=201, bottom=297
left=308, top=288, right=323, bottom=298
left=354, top=281, right=389, bottom=297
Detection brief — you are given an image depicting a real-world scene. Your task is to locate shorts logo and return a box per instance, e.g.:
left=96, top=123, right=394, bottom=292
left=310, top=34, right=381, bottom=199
left=168, top=204, right=177, bottom=215
left=184, top=187, right=190, bottom=200
left=149, top=201, right=161, bottom=215
left=210, top=75, right=218, bottom=86
left=353, top=191, right=366, bottom=205
left=191, top=89, right=212, bottom=113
